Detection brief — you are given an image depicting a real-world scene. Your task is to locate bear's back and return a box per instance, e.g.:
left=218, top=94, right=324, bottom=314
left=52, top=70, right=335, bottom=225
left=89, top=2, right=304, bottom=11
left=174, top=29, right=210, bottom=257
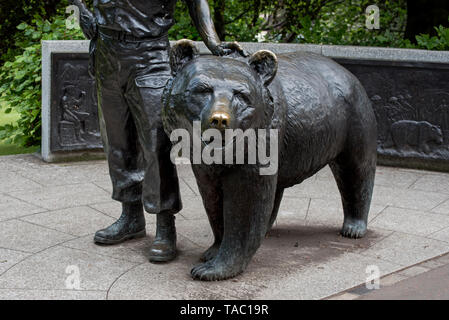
left=274, top=51, right=359, bottom=107
left=271, top=51, right=369, bottom=187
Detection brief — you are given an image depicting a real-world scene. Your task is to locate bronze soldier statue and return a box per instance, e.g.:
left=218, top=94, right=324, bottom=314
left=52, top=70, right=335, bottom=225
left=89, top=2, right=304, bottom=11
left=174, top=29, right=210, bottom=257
left=69, top=0, right=243, bottom=263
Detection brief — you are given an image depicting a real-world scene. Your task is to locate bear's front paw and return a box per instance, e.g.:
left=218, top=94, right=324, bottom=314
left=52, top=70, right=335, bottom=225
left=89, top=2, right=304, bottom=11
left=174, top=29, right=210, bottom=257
left=341, top=220, right=367, bottom=239
left=200, top=243, right=220, bottom=262
left=191, top=260, right=244, bottom=281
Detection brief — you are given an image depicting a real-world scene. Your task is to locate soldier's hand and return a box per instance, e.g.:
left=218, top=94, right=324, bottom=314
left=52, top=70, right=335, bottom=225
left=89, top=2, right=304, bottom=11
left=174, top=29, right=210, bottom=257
left=214, top=42, right=249, bottom=57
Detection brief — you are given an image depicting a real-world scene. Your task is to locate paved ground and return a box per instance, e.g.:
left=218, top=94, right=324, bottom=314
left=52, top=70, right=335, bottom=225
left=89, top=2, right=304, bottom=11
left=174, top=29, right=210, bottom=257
left=329, top=253, right=449, bottom=300
left=358, top=256, right=449, bottom=300
left=1, top=154, right=449, bottom=300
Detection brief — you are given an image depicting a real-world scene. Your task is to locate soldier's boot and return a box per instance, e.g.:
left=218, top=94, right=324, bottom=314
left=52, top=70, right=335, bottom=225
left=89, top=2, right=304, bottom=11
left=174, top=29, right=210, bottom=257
left=94, top=202, right=146, bottom=245
left=149, top=214, right=177, bottom=263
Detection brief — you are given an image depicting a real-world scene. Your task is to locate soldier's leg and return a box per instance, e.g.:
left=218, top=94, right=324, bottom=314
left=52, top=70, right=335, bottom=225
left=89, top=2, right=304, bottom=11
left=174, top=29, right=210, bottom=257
left=93, top=71, right=146, bottom=245
left=126, top=70, right=181, bottom=262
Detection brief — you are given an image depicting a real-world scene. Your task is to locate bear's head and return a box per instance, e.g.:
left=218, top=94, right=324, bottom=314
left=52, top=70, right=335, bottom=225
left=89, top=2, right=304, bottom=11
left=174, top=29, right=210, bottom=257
left=162, top=40, right=278, bottom=140
left=429, top=124, right=444, bottom=144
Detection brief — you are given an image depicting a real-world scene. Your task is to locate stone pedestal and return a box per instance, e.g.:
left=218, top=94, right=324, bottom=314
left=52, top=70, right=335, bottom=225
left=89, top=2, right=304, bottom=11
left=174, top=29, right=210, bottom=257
left=41, top=41, right=104, bottom=162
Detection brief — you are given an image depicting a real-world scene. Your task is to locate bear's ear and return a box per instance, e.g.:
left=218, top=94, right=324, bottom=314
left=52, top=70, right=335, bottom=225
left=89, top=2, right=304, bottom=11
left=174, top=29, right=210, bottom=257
left=170, top=39, right=200, bottom=75
left=248, top=50, right=278, bottom=86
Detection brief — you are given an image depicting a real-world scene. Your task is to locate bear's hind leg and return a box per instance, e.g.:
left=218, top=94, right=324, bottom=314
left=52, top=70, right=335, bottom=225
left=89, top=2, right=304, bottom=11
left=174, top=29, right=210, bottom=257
left=330, top=153, right=376, bottom=239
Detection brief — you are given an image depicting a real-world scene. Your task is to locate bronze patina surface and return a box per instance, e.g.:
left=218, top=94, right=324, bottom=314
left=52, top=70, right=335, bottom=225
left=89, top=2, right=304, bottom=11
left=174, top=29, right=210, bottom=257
left=162, top=41, right=378, bottom=280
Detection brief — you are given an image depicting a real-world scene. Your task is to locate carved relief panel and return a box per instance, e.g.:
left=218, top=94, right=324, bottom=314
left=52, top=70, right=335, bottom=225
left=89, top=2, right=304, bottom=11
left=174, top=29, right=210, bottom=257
left=50, top=53, right=102, bottom=152
left=338, top=59, right=449, bottom=167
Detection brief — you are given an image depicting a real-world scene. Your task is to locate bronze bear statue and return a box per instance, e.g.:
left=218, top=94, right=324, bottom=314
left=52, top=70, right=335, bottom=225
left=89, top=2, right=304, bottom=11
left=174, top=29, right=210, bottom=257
left=162, top=40, right=377, bottom=281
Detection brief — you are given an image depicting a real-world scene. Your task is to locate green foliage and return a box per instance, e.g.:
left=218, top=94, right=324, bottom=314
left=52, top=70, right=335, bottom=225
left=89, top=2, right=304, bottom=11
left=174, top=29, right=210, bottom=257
left=257, top=0, right=412, bottom=48
left=211, top=0, right=264, bottom=42
left=0, top=0, right=64, bottom=63
left=0, top=109, right=38, bottom=155
left=168, top=0, right=417, bottom=48
left=1, top=0, right=448, bottom=148
left=416, top=18, right=449, bottom=50
left=169, top=1, right=263, bottom=42
left=169, top=2, right=201, bottom=41
left=0, top=11, right=84, bottom=147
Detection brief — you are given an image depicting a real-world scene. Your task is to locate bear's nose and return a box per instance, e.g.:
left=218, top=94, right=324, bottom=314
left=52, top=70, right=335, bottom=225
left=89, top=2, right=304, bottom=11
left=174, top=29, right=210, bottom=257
left=210, top=112, right=231, bottom=130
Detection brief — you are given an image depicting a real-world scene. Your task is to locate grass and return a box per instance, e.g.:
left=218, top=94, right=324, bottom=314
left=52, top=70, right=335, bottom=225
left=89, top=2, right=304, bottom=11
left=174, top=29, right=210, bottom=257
left=0, top=110, right=39, bottom=156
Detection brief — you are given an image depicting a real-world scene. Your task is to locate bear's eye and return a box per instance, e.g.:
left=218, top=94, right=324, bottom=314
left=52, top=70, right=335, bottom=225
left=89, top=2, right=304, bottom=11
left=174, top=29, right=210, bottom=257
left=234, top=92, right=252, bottom=106
left=190, top=83, right=213, bottom=94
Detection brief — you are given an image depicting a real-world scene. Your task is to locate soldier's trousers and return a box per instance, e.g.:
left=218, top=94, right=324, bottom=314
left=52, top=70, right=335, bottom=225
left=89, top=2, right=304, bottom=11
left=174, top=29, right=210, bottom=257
left=95, top=32, right=181, bottom=214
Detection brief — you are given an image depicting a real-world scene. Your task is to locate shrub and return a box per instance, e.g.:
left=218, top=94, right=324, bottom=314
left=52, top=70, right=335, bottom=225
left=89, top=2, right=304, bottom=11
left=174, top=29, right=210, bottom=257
left=0, top=0, right=62, bottom=63
left=416, top=18, right=449, bottom=50
left=0, top=13, right=84, bottom=147
left=0, top=1, right=448, bottom=147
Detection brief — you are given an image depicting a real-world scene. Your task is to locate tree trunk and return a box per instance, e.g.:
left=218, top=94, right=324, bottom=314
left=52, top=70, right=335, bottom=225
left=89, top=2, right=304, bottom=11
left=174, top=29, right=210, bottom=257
left=213, top=0, right=226, bottom=41
left=252, top=0, right=261, bottom=27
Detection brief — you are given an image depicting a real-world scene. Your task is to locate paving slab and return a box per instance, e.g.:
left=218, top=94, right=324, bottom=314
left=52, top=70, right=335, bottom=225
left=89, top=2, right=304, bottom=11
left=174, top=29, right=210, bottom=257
left=181, top=177, right=200, bottom=197
left=91, top=176, right=197, bottom=200
left=0, top=170, right=42, bottom=193
left=0, top=246, right=137, bottom=291
left=373, top=166, right=423, bottom=189
left=396, top=265, right=429, bottom=278
left=316, top=165, right=423, bottom=190
left=361, top=232, right=449, bottom=267
left=428, top=226, right=449, bottom=243
left=175, top=164, right=196, bottom=179
left=431, top=199, right=449, bottom=215
left=409, top=173, right=449, bottom=194
left=21, top=206, right=116, bottom=237
left=357, top=262, right=449, bottom=300
left=0, top=289, right=106, bottom=300
left=274, top=197, right=310, bottom=223
left=64, top=231, right=199, bottom=263
left=0, top=248, right=30, bottom=275
left=91, top=180, right=113, bottom=195
left=306, top=198, right=386, bottom=226
left=0, top=194, right=45, bottom=222
left=371, top=186, right=448, bottom=211
left=88, top=201, right=187, bottom=225
left=176, top=218, right=215, bottom=248
left=13, top=163, right=110, bottom=187
left=7, top=183, right=111, bottom=210
left=88, top=201, right=122, bottom=219
left=178, top=195, right=208, bottom=221
left=370, top=206, right=449, bottom=237
left=0, top=154, right=449, bottom=300
left=283, top=178, right=341, bottom=199
left=0, top=219, right=75, bottom=253
left=61, top=234, right=151, bottom=264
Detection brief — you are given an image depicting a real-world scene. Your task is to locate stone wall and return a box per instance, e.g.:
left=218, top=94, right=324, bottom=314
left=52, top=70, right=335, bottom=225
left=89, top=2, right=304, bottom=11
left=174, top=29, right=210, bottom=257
left=42, top=40, right=449, bottom=171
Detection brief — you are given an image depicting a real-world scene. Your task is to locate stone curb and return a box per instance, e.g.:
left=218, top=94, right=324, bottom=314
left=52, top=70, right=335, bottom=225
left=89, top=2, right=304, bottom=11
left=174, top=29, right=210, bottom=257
left=326, top=252, right=449, bottom=300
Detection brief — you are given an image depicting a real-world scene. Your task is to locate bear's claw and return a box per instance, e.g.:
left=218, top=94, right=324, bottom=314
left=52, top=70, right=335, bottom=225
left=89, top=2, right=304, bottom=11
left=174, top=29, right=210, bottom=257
left=341, top=220, right=367, bottom=239
left=191, top=261, right=243, bottom=281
